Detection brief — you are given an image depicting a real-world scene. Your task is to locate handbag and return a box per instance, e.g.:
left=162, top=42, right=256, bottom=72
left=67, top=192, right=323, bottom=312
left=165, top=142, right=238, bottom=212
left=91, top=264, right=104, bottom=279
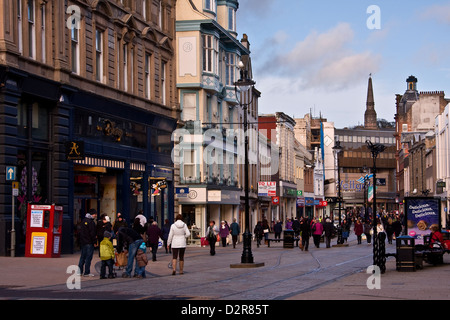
left=263, top=229, right=269, bottom=233
left=116, top=251, right=127, bottom=267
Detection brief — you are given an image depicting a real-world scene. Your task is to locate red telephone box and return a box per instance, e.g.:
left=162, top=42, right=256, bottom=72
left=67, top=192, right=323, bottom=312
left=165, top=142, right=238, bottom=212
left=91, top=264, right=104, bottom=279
left=25, top=204, right=63, bottom=258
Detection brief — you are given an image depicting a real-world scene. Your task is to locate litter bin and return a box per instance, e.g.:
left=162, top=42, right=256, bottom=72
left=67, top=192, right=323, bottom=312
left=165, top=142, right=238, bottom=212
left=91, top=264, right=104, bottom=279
left=396, top=236, right=416, bottom=272
left=283, top=230, right=294, bottom=248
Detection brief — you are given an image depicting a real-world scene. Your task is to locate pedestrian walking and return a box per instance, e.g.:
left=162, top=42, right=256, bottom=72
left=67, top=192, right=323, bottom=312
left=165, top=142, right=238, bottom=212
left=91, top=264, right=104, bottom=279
left=311, top=218, right=323, bottom=248
left=386, top=218, right=395, bottom=244
left=99, top=231, right=115, bottom=279
left=299, top=217, right=311, bottom=251
left=262, top=218, right=271, bottom=244
left=205, top=221, right=219, bottom=255
left=341, top=218, right=350, bottom=243
left=167, top=214, right=190, bottom=275
left=292, top=217, right=301, bottom=237
left=354, top=218, right=364, bottom=244
left=146, top=221, right=162, bottom=261
left=78, top=209, right=97, bottom=277
left=393, top=217, right=402, bottom=239
left=117, top=226, right=144, bottom=278
left=229, top=219, right=240, bottom=249
left=161, top=219, right=171, bottom=254
left=254, top=221, right=264, bottom=247
left=273, top=220, right=282, bottom=240
left=219, top=221, right=229, bottom=247
left=323, top=217, right=335, bottom=248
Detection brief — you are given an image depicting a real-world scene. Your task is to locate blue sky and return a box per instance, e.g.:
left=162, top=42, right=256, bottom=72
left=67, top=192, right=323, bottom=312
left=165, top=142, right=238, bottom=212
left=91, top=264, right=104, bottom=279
left=236, top=0, right=450, bottom=128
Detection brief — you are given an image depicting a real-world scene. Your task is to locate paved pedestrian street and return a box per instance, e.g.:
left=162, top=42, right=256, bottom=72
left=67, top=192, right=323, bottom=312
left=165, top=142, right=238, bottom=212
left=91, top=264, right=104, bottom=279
left=1, top=235, right=449, bottom=303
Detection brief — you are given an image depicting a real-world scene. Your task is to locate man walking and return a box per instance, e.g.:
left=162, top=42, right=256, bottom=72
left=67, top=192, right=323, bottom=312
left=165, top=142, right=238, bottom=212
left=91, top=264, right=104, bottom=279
left=78, top=209, right=97, bottom=277
left=229, top=219, right=240, bottom=249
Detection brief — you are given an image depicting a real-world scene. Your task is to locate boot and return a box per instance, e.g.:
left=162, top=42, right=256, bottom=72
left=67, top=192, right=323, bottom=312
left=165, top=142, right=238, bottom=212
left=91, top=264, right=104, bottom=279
left=179, top=261, right=184, bottom=275
left=172, top=259, right=177, bottom=275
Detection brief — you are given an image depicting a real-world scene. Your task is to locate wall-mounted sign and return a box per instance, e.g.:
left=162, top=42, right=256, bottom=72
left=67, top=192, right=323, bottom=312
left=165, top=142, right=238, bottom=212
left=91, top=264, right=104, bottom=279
left=65, top=141, right=85, bottom=161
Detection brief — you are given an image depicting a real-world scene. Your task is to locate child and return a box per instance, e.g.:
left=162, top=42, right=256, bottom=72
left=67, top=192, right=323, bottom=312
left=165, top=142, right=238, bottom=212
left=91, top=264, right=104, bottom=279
left=100, top=231, right=115, bottom=279
left=135, top=241, right=148, bottom=278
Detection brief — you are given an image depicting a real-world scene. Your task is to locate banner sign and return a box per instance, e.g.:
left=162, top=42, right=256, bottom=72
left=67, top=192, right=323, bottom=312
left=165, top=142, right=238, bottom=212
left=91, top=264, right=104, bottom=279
left=405, top=198, right=440, bottom=244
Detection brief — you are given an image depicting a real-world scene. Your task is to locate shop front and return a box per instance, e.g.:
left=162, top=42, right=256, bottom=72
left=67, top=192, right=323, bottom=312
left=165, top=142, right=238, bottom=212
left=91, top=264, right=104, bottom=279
left=177, top=187, right=240, bottom=245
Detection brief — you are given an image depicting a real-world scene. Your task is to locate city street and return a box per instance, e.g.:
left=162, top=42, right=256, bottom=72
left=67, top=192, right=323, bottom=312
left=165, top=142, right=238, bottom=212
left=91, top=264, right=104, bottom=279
left=1, top=234, right=449, bottom=302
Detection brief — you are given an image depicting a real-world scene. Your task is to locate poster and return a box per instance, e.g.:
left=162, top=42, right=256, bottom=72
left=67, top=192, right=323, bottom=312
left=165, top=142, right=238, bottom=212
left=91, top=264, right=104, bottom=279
left=405, top=198, right=440, bottom=244
left=30, top=210, right=44, bottom=228
left=258, top=182, right=276, bottom=197
left=31, top=232, right=47, bottom=255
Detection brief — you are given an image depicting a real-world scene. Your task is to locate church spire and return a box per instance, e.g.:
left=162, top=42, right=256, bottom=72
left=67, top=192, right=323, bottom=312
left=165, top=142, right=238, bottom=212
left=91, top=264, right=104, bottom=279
left=364, top=74, right=378, bottom=130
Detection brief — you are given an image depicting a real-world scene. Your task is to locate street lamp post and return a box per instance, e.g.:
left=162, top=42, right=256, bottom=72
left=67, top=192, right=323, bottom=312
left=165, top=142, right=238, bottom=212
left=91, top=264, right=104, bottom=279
left=366, top=140, right=386, bottom=274
left=332, top=141, right=344, bottom=245
left=230, top=61, right=263, bottom=268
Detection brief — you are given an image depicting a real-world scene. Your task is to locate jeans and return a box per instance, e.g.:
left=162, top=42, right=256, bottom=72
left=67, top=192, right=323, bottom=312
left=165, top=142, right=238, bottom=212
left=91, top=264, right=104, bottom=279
left=125, top=239, right=143, bottom=276
left=78, top=244, right=94, bottom=275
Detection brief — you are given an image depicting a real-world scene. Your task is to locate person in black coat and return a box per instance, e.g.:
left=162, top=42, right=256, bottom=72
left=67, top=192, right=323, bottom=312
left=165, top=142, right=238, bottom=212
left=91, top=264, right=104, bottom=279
left=117, top=226, right=144, bottom=278
left=323, top=217, right=335, bottom=248
left=299, top=217, right=311, bottom=251
left=78, top=209, right=97, bottom=276
left=273, top=220, right=282, bottom=240
left=161, top=219, right=171, bottom=254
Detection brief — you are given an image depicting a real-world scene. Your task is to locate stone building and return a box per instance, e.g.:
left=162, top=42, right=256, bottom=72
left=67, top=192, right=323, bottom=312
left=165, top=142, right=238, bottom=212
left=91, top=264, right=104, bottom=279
left=0, top=0, right=179, bottom=255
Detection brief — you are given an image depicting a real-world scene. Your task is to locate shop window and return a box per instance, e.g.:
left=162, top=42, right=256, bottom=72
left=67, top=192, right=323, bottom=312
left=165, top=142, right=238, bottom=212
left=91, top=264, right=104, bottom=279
left=17, top=150, right=48, bottom=220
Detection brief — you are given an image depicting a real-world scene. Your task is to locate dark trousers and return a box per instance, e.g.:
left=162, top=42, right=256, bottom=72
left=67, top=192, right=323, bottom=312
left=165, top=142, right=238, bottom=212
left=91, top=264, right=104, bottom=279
left=100, top=259, right=114, bottom=278
left=302, top=236, right=310, bottom=251
left=232, top=235, right=238, bottom=248
left=208, top=237, right=216, bottom=255
left=150, top=243, right=158, bottom=261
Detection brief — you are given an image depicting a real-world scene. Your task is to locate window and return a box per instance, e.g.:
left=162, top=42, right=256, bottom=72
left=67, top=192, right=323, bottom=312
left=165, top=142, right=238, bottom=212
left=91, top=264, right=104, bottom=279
left=226, top=53, right=237, bottom=86
left=161, top=61, right=167, bottom=105
left=228, top=7, right=236, bottom=32
left=130, top=47, right=135, bottom=92
left=40, top=4, right=46, bottom=62
left=202, top=35, right=218, bottom=74
left=123, top=43, right=128, bottom=90
left=116, top=38, right=121, bottom=88
left=27, top=0, right=35, bottom=59
left=71, top=28, right=79, bottom=73
left=183, top=150, right=196, bottom=179
left=182, top=93, right=197, bottom=121
left=145, top=53, right=151, bottom=99
left=158, top=1, right=163, bottom=28
left=95, top=29, right=103, bottom=82
left=205, top=0, right=216, bottom=12
left=142, top=0, right=147, bottom=20
left=17, top=0, right=23, bottom=54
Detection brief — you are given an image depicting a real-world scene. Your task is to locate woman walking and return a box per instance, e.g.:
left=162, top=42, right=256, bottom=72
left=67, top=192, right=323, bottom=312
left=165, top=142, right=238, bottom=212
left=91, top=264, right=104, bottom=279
left=167, top=214, right=190, bottom=275
left=205, top=221, right=219, bottom=255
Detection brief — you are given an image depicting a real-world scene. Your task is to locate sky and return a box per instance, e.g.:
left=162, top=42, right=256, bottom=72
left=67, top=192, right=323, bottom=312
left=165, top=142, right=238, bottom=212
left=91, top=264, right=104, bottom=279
left=236, top=0, right=450, bottom=128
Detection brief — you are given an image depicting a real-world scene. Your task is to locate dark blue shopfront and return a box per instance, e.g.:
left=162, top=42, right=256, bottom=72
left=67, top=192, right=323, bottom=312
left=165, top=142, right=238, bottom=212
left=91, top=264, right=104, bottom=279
left=68, top=91, right=176, bottom=251
left=0, top=66, right=176, bottom=255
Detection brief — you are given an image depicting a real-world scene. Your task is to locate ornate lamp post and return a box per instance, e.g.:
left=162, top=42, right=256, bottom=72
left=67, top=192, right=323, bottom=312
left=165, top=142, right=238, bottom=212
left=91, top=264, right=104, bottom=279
left=332, top=141, right=344, bottom=245
left=366, top=140, right=386, bottom=273
left=230, top=61, right=263, bottom=268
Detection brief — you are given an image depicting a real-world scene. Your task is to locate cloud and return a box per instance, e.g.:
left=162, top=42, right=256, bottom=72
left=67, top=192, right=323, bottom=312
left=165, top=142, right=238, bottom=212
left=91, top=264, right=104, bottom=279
left=257, top=23, right=381, bottom=91
left=421, top=4, right=450, bottom=24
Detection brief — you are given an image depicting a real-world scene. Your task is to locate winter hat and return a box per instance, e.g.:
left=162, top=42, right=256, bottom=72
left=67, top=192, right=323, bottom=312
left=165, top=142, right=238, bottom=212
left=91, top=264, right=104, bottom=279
left=104, top=231, right=112, bottom=238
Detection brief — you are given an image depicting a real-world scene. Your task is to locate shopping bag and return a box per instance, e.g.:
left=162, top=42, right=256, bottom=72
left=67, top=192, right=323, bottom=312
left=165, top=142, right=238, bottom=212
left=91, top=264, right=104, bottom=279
left=115, top=252, right=127, bottom=267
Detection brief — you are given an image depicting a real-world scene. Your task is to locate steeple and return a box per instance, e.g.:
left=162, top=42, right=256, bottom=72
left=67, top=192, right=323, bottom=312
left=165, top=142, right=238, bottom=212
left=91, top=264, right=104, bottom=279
left=364, top=75, right=378, bottom=130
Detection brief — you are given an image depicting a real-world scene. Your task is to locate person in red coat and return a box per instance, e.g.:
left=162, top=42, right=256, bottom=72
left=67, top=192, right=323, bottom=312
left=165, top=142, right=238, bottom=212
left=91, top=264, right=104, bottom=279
left=354, top=218, right=364, bottom=245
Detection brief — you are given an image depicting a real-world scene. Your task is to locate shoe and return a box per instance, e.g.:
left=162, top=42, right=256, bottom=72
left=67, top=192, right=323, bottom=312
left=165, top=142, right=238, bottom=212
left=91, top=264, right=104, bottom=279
left=100, top=276, right=107, bottom=279
left=83, top=273, right=95, bottom=277
left=122, top=273, right=131, bottom=278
